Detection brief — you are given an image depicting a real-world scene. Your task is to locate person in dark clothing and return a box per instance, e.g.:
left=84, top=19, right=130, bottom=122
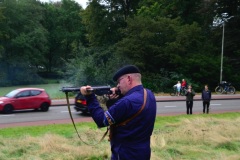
left=185, top=84, right=195, bottom=114
left=201, top=84, right=212, bottom=114
left=80, top=65, right=157, bottom=160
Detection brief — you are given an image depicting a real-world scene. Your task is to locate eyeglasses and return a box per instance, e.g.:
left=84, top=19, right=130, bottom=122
left=117, top=76, right=127, bottom=84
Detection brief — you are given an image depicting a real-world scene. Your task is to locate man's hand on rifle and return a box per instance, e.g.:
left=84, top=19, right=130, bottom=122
left=80, top=85, right=93, bottom=96
left=109, top=87, right=120, bottom=99
left=80, top=86, right=120, bottom=98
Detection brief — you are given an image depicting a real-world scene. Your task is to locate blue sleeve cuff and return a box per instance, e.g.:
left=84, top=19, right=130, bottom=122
left=103, top=111, right=115, bottom=126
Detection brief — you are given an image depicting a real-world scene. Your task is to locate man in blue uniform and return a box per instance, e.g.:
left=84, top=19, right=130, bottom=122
left=80, top=65, right=157, bottom=160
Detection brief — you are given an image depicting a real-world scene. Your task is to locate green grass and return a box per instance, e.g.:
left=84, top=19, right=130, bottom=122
left=0, top=112, right=239, bottom=160
left=0, top=122, right=97, bottom=138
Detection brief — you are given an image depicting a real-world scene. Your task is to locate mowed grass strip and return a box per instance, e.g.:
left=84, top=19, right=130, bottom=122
left=0, top=112, right=239, bottom=160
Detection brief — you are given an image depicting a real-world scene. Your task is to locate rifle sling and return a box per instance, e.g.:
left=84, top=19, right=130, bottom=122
left=108, top=88, right=147, bottom=140
left=65, top=92, right=106, bottom=145
left=117, top=88, right=147, bottom=126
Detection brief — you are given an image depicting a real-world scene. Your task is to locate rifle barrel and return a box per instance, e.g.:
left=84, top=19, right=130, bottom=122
left=60, top=85, right=113, bottom=96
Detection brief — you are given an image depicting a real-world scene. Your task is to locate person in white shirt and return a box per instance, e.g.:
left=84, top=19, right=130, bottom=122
left=174, top=81, right=181, bottom=96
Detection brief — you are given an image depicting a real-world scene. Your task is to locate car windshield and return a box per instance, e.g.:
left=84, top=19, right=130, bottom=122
left=5, top=90, right=20, bottom=98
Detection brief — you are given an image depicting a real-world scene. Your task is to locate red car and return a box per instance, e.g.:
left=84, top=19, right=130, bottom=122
left=0, top=88, right=51, bottom=114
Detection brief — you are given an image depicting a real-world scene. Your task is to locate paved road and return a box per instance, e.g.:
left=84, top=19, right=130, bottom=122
left=0, top=106, right=93, bottom=128
left=0, top=94, right=239, bottom=128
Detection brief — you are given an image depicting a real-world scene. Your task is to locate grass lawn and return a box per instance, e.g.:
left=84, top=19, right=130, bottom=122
left=0, top=112, right=239, bottom=160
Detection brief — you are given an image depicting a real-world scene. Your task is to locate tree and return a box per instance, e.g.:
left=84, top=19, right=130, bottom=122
left=104, top=0, right=142, bottom=19
left=0, top=4, right=5, bottom=58
left=138, top=0, right=216, bottom=25
left=115, top=15, right=221, bottom=91
left=42, top=0, right=86, bottom=72
left=81, top=0, right=125, bottom=47
left=0, top=0, right=47, bottom=85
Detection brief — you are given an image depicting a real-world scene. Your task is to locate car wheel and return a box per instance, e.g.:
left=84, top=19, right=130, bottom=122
left=3, top=104, right=13, bottom=114
left=40, top=102, right=49, bottom=112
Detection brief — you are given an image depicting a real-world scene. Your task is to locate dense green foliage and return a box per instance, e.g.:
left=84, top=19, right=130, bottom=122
left=0, top=0, right=239, bottom=92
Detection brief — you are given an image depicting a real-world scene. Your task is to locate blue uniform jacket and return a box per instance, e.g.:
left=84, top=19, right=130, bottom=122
left=86, top=85, right=157, bottom=160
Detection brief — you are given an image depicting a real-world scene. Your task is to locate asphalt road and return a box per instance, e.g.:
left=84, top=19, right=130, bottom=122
left=0, top=94, right=239, bottom=128
left=0, top=106, right=93, bottom=128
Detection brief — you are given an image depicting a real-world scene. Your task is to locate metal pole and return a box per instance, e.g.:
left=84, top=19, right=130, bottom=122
left=220, top=22, right=225, bottom=83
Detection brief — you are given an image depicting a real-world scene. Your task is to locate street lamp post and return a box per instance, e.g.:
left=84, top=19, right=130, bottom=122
left=218, top=13, right=234, bottom=83
left=220, top=21, right=225, bottom=83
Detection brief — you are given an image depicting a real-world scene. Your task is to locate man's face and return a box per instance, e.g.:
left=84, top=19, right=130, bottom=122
left=117, top=75, right=129, bottom=95
left=205, top=86, right=208, bottom=90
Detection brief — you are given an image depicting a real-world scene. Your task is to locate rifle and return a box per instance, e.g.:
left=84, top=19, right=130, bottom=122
left=61, top=85, right=120, bottom=96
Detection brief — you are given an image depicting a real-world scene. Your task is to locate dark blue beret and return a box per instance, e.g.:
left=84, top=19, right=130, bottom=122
left=113, top=65, right=140, bottom=81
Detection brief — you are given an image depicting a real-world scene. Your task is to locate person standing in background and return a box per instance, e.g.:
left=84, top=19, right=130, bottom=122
left=181, top=79, right=187, bottom=90
left=185, top=84, right=195, bottom=114
left=175, top=81, right=181, bottom=96
left=202, top=84, right=212, bottom=114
